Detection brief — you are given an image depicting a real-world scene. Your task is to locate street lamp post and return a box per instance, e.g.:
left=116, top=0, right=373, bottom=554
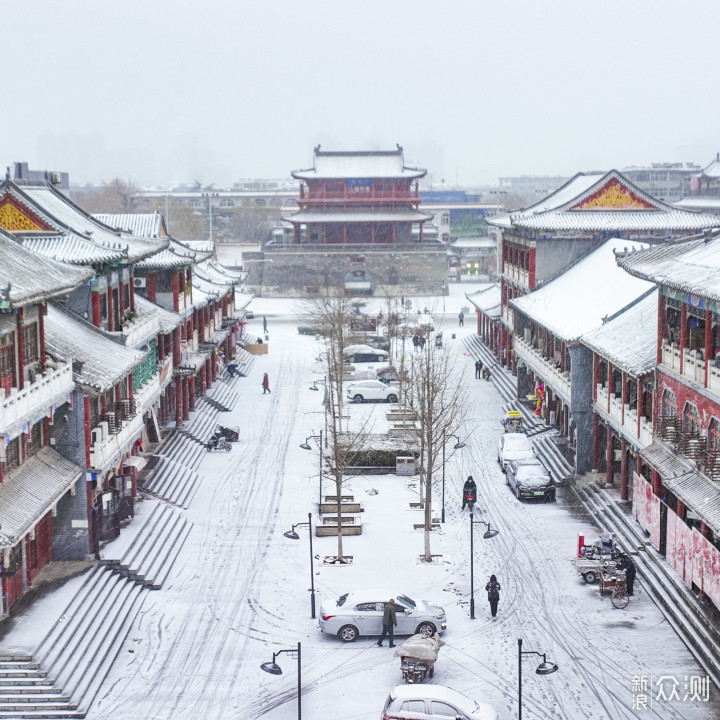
left=300, top=433, right=323, bottom=512
left=469, top=517, right=499, bottom=620
left=441, top=433, right=466, bottom=523
left=260, top=641, right=302, bottom=720
left=283, top=513, right=316, bottom=619
left=518, top=638, right=558, bottom=719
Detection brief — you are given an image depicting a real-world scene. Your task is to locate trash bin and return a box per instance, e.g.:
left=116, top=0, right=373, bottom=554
left=396, top=456, right=416, bottom=475
left=451, top=333, right=456, bottom=340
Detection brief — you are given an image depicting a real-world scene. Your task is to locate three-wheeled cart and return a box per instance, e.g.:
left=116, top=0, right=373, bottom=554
left=501, top=410, right=523, bottom=433
left=394, top=633, right=444, bottom=684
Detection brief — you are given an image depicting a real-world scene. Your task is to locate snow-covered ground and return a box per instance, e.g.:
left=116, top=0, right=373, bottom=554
left=3, top=283, right=717, bottom=719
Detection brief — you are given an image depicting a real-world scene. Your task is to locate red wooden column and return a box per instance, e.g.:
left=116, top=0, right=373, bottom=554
left=84, top=396, right=92, bottom=469
left=172, top=271, right=180, bottom=313
left=147, top=274, right=157, bottom=303
left=107, top=282, right=114, bottom=332
left=605, top=425, right=614, bottom=486
left=39, top=304, right=46, bottom=364
left=652, top=469, right=662, bottom=497
left=92, top=290, right=101, bottom=327
left=620, top=438, right=629, bottom=501
left=188, top=378, right=195, bottom=411
left=175, top=377, right=183, bottom=427
left=182, top=378, right=190, bottom=420
left=16, top=308, right=24, bottom=391
left=621, top=372, right=628, bottom=425
left=680, top=303, right=687, bottom=375
left=592, top=414, right=602, bottom=471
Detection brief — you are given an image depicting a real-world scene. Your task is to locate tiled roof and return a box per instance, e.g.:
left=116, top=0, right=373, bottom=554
left=194, top=259, right=241, bottom=287
left=581, top=289, right=657, bottom=376
left=0, top=447, right=83, bottom=546
left=45, top=303, right=147, bottom=394
left=93, top=212, right=166, bottom=238
left=641, top=441, right=720, bottom=535
left=9, top=182, right=168, bottom=263
left=283, top=210, right=433, bottom=223
left=700, top=154, right=720, bottom=179
left=20, top=231, right=126, bottom=265
left=617, top=233, right=720, bottom=303
left=292, top=149, right=426, bottom=180
left=0, top=229, right=93, bottom=306
left=487, top=170, right=720, bottom=233
left=135, top=238, right=198, bottom=270
left=133, top=294, right=182, bottom=334
left=177, top=239, right=214, bottom=254
left=511, top=239, right=653, bottom=342
left=466, top=284, right=501, bottom=316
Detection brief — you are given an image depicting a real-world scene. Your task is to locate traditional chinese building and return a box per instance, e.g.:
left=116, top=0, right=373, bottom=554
left=0, top=229, right=92, bottom=614
left=244, top=146, right=446, bottom=296
left=618, top=234, right=720, bottom=611
left=510, top=240, right=653, bottom=473
left=582, top=290, right=657, bottom=497
left=466, top=284, right=501, bottom=352
left=487, top=170, right=720, bottom=374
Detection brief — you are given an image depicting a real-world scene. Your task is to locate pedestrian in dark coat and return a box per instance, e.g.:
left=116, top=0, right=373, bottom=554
left=263, top=316, right=268, bottom=333
left=377, top=598, right=397, bottom=647
left=262, top=373, right=271, bottom=394
left=485, top=574, right=501, bottom=617
left=475, top=359, right=483, bottom=378
left=619, top=554, right=637, bottom=595
left=458, top=311, right=464, bottom=326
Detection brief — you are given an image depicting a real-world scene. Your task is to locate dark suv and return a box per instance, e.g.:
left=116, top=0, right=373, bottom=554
left=506, top=458, right=555, bottom=502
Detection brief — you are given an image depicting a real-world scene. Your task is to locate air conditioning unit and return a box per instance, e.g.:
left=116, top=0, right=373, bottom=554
left=133, top=277, right=147, bottom=288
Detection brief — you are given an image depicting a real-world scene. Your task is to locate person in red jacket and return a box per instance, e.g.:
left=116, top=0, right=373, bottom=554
left=262, top=373, right=271, bottom=394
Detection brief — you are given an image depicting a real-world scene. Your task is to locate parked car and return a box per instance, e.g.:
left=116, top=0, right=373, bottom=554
left=346, top=380, right=399, bottom=403
left=381, top=684, right=498, bottom=720
left=344, top=344, right=389, bottom=363
left=497, top=433, right=534, bottom=472
left=319, top=591, right=447, bottom=643
left=506, top=458, right=555, bottom=502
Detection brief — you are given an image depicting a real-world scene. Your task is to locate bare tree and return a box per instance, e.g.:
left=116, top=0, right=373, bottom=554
left=407, top=337, right=468, bottom=562
left=71, top=177, right=140, bottom=214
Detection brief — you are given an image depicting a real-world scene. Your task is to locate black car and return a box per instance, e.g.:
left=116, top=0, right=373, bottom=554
left=506, top=458, right=555, bottom=502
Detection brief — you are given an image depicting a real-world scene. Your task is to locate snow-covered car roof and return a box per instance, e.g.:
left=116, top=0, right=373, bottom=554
left=344, top=344, right=388, bottom=355
left=389, top=684, right=496, bottom=719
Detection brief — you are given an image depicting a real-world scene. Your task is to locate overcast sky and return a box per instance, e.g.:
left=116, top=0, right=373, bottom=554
left=3, top=0, right=719, bottom=188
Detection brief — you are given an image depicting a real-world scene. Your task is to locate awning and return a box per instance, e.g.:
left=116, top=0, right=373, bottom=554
left=640, top=441, right=720, bottom=535
left=122, top=455, right=147, bottom=471
left=0, top=447, right=84, bottom=546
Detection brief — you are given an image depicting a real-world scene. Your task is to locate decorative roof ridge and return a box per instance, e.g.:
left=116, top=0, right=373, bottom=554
left=562, top=169, right=665, bottom=212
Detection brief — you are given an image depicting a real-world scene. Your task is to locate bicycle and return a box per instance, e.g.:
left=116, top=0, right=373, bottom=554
left=599, top=571, right=630, bottom=609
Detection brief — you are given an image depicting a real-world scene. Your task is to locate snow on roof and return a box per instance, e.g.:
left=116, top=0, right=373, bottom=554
left=0, top=229, right=92, bottom=306
left=451, top=238, right=496, bottom=248
left=581, top=289, right=657, bottom=376
left=194, top=259, right=241, bottom=287
left=45, top=303, right=147, bottom=394
left=133, top=294, right=182, bottom=334
left=511, top=239, right=653, bottom=342
left=488, top=170, right=720, bottom=233
left=14, top=182, right=168, bottom=263
left=283, top=210, right=433, bottom=224
left=93, top=212, right=166, bottom=238
left=0, top=447, right=83, bottom=546
left=234, top=291, right=254, bottom=310
left=700, top=153, right=720, bottom=179
left=20, top=231, right=127, bottom=265
left=673, top=197, right=720, bottom=212
left=135, top=238, right=199, bottom=270
left=617, top=233, right=720, bottom=302
left=466, top=284, right=501, bottom=316
left=178, top=239, right=214, bottom=253
left=292, top=148, right=426, bottom=180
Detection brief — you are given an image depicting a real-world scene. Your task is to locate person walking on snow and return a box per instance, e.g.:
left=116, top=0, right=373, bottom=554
left=486, top=575, right=501, bottom=617
left=377, top=598, right=397, bottom=647
left=263, top=316, right=268, bottom=333
left=458, top=311, right=464, bottom=326
left=262, top=373, right=271, bottom=394
left=475, top=359, right=483, bottom=378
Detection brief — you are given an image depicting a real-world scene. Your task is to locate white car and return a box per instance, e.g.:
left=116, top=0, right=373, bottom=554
left=381, top=684, right=498, bottom=720
left=497, top=433, right=535, bottom=472
left=346, top=379, right=399, bottom=403
left=319, top=591, right=447, bottom=643
left=344, top=344, right=389, bottom=363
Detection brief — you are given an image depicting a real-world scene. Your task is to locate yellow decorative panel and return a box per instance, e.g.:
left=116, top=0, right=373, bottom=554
left=0, top=202, right=44, bottom=231
left=573, top=180, right=654, bottom=210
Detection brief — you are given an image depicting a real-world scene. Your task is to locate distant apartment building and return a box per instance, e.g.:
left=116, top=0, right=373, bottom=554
left=621, top=162, right=701, bottom=203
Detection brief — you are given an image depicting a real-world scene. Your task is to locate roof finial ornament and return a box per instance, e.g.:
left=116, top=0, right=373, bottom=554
left=314, top=144, right=321, bottom=153
left=396, top=143, right=403, bottom=152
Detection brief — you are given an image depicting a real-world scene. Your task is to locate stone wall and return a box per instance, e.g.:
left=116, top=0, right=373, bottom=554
left=244, top=244, right=447, bottom=297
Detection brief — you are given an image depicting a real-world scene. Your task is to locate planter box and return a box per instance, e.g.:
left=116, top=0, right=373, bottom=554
left=245, top=343, right=268, bottom=355
left=319, top=502, right=364, bottom=514
left=316, top=519, right=363, bottom=537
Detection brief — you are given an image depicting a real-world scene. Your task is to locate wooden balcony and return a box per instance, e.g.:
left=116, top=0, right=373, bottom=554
left=514, top=336, right=571, bottom=403
left=89, top=412, right=145, bottom=472
left=0, top=362, right=74, bottom=436
left=502, top=262, right=529, bottom=288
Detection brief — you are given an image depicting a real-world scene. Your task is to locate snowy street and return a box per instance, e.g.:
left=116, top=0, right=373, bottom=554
left=5, top=289, right=717, bottom=720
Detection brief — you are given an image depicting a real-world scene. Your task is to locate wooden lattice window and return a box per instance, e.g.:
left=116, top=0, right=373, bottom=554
left=683, top=402, right=700, bottom=435
left=22, top=322, right=39, bottom=364
left=0, top=332, right=15, bottom=394
left=709, top=418, right=720, bottom=452
left=661, top=388, right=678, bottom=417
left=25, top=422, right=43, bottom=458
left=5, top=437, right=20, bottom=471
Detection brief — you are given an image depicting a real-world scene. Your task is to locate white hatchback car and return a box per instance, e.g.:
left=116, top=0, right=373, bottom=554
left=319, top=592, right=446, bottom=642
left=497, top=433, right=535, bottom=472
left=381, top=684, right=498, bottom=720
left=346, top=379, right=399, bottom=404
